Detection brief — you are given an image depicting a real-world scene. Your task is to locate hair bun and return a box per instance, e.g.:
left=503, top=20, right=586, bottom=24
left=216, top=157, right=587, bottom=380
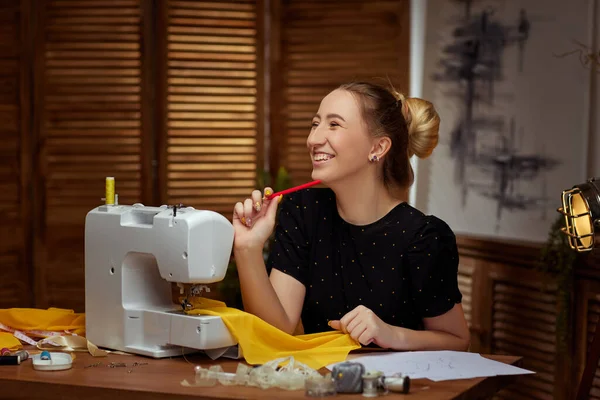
left=391, top=90, right=405, bottom=103
left=402, top=97, right=440, bottom=159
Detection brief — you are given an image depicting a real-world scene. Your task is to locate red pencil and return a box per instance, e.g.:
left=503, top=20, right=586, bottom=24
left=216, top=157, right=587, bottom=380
left=266, top=180, right=322, bottom=200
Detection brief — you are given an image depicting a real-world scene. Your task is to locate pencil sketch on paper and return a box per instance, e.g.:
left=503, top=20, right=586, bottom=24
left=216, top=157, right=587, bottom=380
left=431, top=0, right=560, bottom=231
left=327, top=351, right=535, bottom=381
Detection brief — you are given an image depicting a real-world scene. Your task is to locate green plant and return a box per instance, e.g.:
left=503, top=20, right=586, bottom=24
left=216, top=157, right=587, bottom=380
left=216, top=167, right=294, bottom=309
left=538, top=214, right=577, bottom=352
left=257, top=166, right=294, bottom=197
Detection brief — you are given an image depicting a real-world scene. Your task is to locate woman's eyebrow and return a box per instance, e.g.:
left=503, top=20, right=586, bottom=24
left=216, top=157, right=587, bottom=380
left=314, top=113, right=346, bottom=122
left=326, top=113, right=346, bottom=122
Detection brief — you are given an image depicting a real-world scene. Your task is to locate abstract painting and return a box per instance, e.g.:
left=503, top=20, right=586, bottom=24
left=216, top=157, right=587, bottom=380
left=421, top=0, right=590, bottom=242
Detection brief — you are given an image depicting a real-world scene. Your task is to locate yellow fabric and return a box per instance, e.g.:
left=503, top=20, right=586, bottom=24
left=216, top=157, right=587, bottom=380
left=0, top=307, right=85, bottom=334
left=0, top=332, right=22, bottom=351
left=0, top=307, right=86, bottom=352
left=183, top=297, right=361, bottom=370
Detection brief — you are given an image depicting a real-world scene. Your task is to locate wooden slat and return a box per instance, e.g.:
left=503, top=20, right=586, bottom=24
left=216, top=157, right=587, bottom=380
left=164, top=0, right=260, bottom=213
left=0, top=252, right=29, bottom=308
left=492, top=280, right=558, bottom=400
left=588, top=299, right=600, bottom=399
left=273, top=0, right=409, bottom=185
left=458, top=272, right=472, bottom=325
left=37, top=0, right=143, bottom=310
left=0, top=0, right=30, bottom=308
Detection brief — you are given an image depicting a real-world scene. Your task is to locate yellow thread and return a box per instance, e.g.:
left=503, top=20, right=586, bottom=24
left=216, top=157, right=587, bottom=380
left=105, top=177, right=115, bottom=205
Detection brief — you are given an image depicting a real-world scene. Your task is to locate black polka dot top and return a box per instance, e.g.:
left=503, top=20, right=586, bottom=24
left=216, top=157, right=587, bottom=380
left=265, top=188, right=463, bottom=335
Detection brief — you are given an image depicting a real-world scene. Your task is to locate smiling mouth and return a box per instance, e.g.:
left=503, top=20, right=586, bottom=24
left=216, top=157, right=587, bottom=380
left=313, top=153, right=335, bottom=164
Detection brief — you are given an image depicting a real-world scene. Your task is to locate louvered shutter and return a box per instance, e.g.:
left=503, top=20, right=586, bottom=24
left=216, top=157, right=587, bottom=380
left=585, top=299, right=600, bottom=399
left=458, top=270, right=473, bottom=326
left=273, top=0, right=409, bottom=185
left=492, top=281, right=557, bottom=400
left=0, top=0, right=30, bottom=308
left=164, top=0, right=262, bottom=215
left=38, top=0, right=144, bottom=310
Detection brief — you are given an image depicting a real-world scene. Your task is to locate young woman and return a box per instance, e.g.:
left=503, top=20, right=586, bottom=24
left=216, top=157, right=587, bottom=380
left=232, top=82, right=470, bottom=351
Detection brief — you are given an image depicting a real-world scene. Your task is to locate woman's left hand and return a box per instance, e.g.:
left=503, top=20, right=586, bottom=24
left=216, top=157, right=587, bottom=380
left=328, top=305, right=400, bottom=348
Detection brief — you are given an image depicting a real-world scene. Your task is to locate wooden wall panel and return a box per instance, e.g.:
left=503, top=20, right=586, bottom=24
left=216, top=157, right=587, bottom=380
left=0, top=0, right=265, bottom=312
left=272, top=0, right=410, bottom=185
left=586, top=298, right=600, bottom=399
left=454, top=236, right=577, bottom=399
left=573, top=278, right=600, bottom=400
left=458, top=266, right=473, bottom=326
left=491, top=278, right=557, bottom=400
left=163, top=0, right=262, bottom=215
left=37, top=0, right=144, bottom=310
left=0, top=0, right=31, bottom=308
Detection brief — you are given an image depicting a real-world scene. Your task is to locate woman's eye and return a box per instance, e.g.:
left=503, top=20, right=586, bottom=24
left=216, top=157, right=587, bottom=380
left=311, top=121, right=319, bottom=127
left=330, top=122, right=339, bottom=127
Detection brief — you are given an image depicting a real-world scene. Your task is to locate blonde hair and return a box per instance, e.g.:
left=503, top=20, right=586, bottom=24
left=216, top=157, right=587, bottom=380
left=338, top=81, right=441, bottom=188
left=392, top=91, right=440, bottom=159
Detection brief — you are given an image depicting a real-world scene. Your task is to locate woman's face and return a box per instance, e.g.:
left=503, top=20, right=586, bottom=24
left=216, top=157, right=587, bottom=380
left=307, top=89, right=374, bottom=184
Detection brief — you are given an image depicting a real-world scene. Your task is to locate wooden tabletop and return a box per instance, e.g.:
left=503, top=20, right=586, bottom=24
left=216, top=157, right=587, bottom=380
left=0, top=351, right=522, bottom=400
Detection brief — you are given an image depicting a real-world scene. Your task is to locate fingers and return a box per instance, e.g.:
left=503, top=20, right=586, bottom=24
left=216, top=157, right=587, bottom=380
left=338, top=306, right=363, bottom=334
left=357, top=329, right=374, bottom=346
left=232, top=187, right=276, bottom=228
left=346, top=314, right=362, bottom=333
left=265, top=195, right=282, bottom=222
left=332, top=316, right=373, bottom=346
left=328, top=320, right=341, bottom=330
left=243, top=198, right=254, bottom=225
left=349, top=321, right=368, bottom=343
left=232, top=199, right=255, bottom=228
left=251, top=190, right=262, bottom=212
left=233, top=201, right=245, bottom=225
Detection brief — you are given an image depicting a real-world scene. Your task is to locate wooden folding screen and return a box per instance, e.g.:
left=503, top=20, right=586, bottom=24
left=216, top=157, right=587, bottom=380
left=161, top=0, right=263, bottom=215
left=0, top=0, right=263, bottom=311
left=35, top=0, right=146, bottom=310
left=0, top=0, right=31, bottom=308
left=269, top=0, right=410, bottom=185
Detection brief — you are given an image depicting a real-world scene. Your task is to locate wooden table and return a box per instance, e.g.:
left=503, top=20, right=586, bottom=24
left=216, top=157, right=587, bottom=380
left=0, top=351, right=522, bottom=400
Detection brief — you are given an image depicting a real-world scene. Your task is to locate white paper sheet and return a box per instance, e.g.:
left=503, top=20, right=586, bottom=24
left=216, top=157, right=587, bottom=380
left=327, top=351, right=535, bottom=382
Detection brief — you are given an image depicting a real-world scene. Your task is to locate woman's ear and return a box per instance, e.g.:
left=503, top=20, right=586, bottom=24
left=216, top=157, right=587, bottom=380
left=370, top=136, right=392, bottom=160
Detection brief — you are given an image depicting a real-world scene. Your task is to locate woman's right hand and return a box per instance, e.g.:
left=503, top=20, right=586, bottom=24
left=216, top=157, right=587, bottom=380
left=232, top=187, right=282, bottom=251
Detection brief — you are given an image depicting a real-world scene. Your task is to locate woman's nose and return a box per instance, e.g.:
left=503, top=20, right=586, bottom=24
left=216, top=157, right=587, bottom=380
left=307, top=125, right=326, bottom=148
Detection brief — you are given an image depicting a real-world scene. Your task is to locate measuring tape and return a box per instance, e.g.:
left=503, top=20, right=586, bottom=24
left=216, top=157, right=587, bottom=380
left=0, top=322, right=72, bottom=346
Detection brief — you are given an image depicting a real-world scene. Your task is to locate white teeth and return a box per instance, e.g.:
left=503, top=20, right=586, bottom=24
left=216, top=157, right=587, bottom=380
left=314, top=153, right=334, bottom=161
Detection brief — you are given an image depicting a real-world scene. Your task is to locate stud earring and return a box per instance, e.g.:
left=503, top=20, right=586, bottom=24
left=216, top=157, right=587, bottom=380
left=370, top=155, right=378, bottom=162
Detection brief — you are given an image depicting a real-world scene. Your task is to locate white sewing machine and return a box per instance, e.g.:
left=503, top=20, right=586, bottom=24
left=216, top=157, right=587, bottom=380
left=84, top=192, right=237, bottom=358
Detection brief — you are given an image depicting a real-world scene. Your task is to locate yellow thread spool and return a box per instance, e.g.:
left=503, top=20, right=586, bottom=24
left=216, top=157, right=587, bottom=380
left=105, top=177, right=115, bottom=205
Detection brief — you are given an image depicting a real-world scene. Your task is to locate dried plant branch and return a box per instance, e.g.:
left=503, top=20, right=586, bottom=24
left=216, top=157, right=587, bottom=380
left=554, top=39, right=600, bottom=72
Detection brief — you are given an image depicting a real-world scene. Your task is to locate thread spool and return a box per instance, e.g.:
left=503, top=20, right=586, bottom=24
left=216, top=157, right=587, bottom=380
left=0, top=356, right=20, bottom=365
left=105, top=177, right=115, bottom=205
left=11, top=350, right=29, bottom=362
left=40, top=351, right=51, bottom=361
left=332, top=361, right=365, bottom=393
left=383, top=375, right=410, bottom=394
left=362, top=371, right=383, bottom=398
